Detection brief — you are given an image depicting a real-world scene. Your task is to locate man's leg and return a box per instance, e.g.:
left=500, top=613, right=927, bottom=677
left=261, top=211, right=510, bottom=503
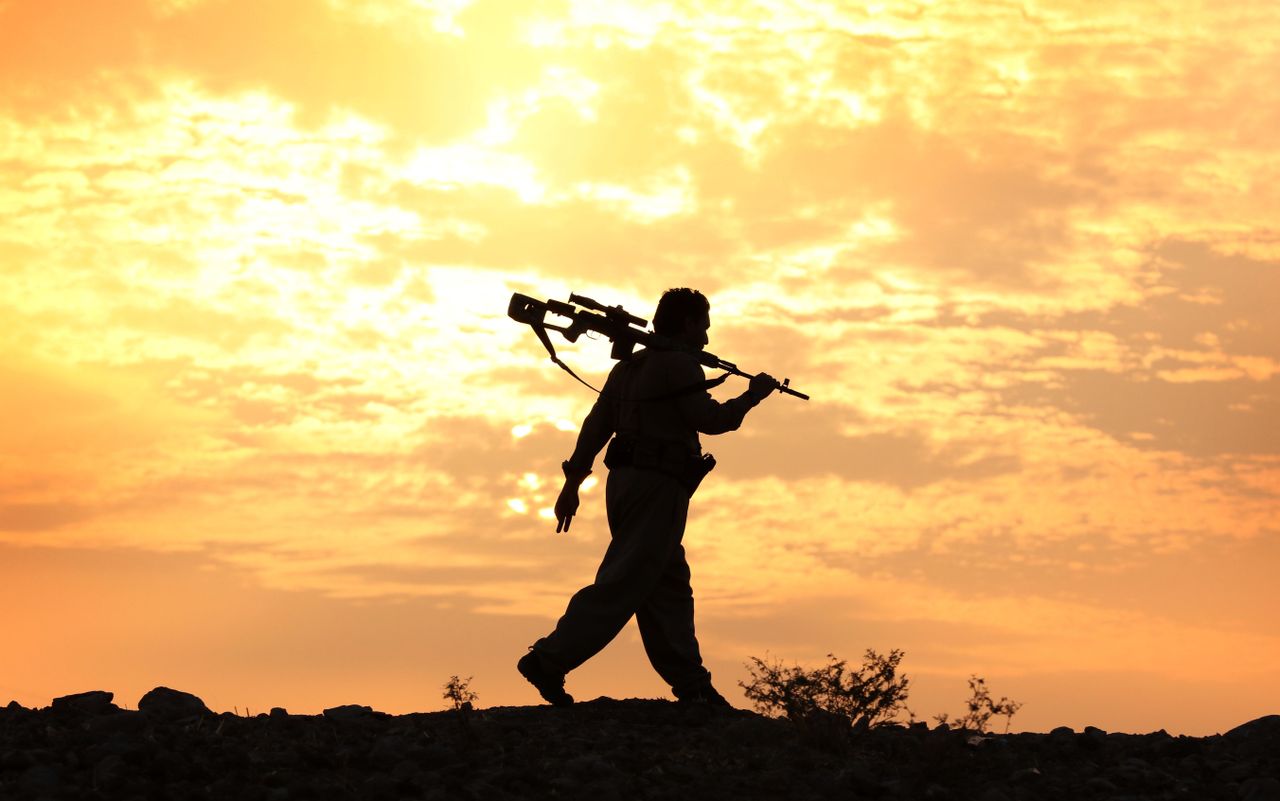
left=531, top=467, right=689, bottom=674
left=635, top=542, right=713, bottom=693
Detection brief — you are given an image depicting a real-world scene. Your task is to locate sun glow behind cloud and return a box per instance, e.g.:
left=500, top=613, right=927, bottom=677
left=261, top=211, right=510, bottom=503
left=2, top=0, right=1278, bottom=733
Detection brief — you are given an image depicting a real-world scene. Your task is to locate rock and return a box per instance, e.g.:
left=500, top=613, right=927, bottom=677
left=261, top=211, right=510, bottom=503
left=1079, top=725, right=1108, bottom=751
left=85, top=732, right=145, bottom=764
left=1225, top=715, right=1280, bottom=758
left=270, top=707, right=289, bottom=718
left=137, top=686, right=212, bottom=718
left=2, top=749, right=35, bottom=770
left=1226, top=715, right=1280, bottom=739
left=361, top=772, right=398, bottom=799
left=87, top=710, right=147, bottom=734
left=843, top=763, right=885, bottom=797
left=368, top=734, right=413, bottom=767
left=323, top=704, right=379, bottom=721
left=51, top=690, right=117, bottom=715
left=1222, top=762, right=1259, bottom=783
left=91, top=754, right=128, bottom=791
left=19, top=764, right=62, bottom=794
left=1242, top=777, right=1280, bottom=801
left=1112, top=756, right=1156, bottom=787
left=1086, top=776, right=1118, bottom=794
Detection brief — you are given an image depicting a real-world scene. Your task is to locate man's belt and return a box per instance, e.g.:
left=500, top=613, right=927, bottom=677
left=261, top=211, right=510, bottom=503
left=604, top=437, right=716, bottom=496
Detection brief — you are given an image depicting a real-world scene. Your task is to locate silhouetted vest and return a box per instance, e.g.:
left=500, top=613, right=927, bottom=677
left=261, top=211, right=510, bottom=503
left=611, top=349, right=703, bottom=456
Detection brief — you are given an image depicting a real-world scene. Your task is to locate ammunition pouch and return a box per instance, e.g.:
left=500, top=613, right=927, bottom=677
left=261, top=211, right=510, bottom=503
left=604, top=437, right=716, bottom=497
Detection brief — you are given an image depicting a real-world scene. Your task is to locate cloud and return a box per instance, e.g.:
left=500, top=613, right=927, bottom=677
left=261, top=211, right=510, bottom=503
left=0, top=0, right=548, bottom=141
left=0, top=502, right=95, bottom=532
left=710, top=403, right=1021, bottom=488
left=974, top=239, right=1280, bottom=459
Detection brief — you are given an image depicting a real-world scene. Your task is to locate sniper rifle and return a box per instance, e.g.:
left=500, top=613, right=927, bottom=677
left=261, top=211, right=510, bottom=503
left=507, top=292, right=809, bottom=400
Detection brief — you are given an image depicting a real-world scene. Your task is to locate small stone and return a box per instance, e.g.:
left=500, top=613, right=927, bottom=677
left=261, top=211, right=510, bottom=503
left=1086, top=776, right=1118, bottom=793
left=362, top=772, right=398, bottom=799
left=1049, top=725, right=1074, bottom=736
left=269, top=706, right=289, bottom=718
left=1113, top=756, right=1154, bottom=786
left=92, top=754, right=128, bottom=790
left=138, top=686, right=212, bottom=718
left=1, top=749, right=34, bottom=770
left=844, top=763, right=884, bottom=796
left=1221, top=762, right=1257, bottom=783
left=51, top=690, right=117, bottom=715
left=368, top=734, right=412, bottom=767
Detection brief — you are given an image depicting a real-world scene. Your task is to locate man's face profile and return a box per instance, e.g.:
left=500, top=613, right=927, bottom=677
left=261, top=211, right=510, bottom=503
left=679, top=311, right=710, bottom=351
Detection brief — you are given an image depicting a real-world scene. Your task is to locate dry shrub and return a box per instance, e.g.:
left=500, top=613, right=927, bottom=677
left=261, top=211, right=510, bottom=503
left=740, top=649, right=911, bottom=734
left=933, top=675, right=1023, bottom=733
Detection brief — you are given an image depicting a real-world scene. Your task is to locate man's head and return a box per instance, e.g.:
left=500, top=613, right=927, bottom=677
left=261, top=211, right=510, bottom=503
left=653, top=287, right=710, bottom=349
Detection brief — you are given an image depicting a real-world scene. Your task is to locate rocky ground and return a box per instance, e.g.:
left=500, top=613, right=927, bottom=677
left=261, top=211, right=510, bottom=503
left=2, top=689, right=1278, bottom=800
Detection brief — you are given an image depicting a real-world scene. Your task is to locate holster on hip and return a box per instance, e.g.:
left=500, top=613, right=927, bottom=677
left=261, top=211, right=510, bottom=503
left=604, top=437, right=716, bottom=497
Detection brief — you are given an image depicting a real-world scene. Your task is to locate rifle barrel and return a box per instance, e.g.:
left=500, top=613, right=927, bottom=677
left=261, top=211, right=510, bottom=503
left=719, top=362, right=810, bottom=401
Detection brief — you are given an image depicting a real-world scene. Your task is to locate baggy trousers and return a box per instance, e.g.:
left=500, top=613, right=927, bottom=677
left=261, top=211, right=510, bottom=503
left=533, top=466, right=712, bottom=693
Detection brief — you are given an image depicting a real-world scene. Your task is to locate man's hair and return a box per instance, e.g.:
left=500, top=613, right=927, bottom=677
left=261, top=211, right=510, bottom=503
left=652, top=288, right=709, bottom=336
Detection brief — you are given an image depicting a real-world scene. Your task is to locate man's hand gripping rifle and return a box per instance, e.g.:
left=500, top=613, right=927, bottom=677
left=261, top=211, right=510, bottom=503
left=507, top=292, right=810, bottom=400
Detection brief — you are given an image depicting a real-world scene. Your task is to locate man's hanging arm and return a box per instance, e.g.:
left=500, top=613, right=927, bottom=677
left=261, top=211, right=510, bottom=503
left=554, top=385, right=616, bottom=533
left=563, top=398, right=613, bottom=480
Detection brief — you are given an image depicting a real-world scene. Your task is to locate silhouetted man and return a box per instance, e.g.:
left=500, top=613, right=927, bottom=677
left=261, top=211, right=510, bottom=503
left=518, top=288, right=780, bottom=707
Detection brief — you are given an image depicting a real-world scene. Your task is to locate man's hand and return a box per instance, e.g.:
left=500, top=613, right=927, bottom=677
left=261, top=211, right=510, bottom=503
left=749, top=372, right=781, bottom=401
left=554, top=482, right=580, bottom=533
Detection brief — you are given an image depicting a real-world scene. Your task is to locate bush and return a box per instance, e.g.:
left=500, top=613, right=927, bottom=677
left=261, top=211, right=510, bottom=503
left=443, top=675, right=478, bottom=711
left=740, top=648, right=911, bottom=732
left=933, top=675, right=1022, bottom=733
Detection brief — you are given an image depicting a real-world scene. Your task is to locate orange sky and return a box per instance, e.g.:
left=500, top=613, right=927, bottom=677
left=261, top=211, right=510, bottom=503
left=2, top=0, right=1277, bottom=735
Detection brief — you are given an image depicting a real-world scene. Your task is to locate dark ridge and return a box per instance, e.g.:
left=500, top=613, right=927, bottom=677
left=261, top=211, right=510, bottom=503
left=1, top=692, right=1277, bottom=800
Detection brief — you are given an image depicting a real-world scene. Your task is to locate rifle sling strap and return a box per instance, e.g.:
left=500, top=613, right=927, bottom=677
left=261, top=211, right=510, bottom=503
left=532, top=322, right=601, bottom=394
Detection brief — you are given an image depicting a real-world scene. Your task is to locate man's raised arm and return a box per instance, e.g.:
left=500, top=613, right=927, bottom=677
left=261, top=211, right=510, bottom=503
left=671, top=356, right=779, bottom=435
